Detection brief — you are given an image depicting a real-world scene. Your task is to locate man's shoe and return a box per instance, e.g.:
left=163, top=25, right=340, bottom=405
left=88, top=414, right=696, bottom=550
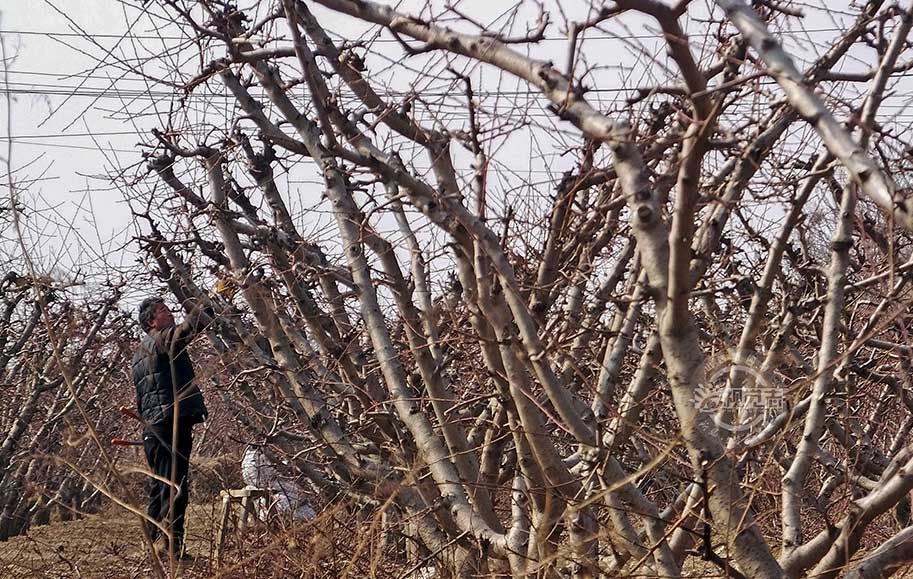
left=172, top=546, right=197, bottom=567
left=171, top=542, right=193, bottom=561
left=151, top=538, right=169, bottom=560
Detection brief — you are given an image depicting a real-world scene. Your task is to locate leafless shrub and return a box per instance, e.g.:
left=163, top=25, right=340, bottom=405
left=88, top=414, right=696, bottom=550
left=9, top=0, right=913, bottom=577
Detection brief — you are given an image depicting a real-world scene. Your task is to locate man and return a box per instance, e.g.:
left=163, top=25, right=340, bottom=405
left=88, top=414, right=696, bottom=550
left=132, top=296, right=210, bottom=559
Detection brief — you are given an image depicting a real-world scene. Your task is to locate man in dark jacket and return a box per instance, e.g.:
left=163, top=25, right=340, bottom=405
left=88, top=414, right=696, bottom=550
left=133, top=296, right=210, bottom=558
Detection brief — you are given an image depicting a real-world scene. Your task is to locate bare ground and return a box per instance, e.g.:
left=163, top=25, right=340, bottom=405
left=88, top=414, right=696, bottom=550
left=0, top=502, right=232, bottom=578
left=0, top=498, right=414, bottom=579
left=5, top=501, right=906, bottom=578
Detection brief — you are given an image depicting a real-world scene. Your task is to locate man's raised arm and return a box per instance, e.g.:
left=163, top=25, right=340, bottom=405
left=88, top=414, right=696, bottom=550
left=168, top=301, right=215, bottom=353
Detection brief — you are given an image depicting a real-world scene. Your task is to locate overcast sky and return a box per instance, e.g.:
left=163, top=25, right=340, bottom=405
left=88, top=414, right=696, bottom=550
left=0, top=1, right=890, bottom=304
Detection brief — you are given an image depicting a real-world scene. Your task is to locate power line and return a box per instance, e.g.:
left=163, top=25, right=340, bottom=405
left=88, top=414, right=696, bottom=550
left=10, top=63, right=913, bottom=98
left=0, top=29, right=194, bottom=42
left=0, top=86, right=233, bottom=99
left=1, top=131, right=142, bottom=139
left=0, top=25, right=866, bottom=43
left=7, top=82, right=913, bottom=106
left=2, top=140, right=138, bottom=153
left=0, top=135, right=596, bottom=176
left=6, top=69, right=179, bottom=82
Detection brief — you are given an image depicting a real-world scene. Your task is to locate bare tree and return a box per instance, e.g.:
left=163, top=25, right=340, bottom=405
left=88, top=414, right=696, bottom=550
left=0, top=23, right=139, bottom=545
left=92, top=0, right=913, bottom=577
left=0, top=271, right=129, bottom=539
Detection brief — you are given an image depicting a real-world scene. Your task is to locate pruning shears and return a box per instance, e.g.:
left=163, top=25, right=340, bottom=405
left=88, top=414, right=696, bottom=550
left=111, top=406, right=144, bottom=446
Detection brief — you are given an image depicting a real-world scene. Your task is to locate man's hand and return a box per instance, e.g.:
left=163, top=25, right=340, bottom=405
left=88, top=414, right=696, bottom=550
left=119, top=406, right=142, bottom=422
left=215, top=273, right=237, bottom=301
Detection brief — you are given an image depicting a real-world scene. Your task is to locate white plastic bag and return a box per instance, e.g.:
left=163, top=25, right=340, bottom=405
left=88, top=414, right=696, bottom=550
left=241, top=446, right=315, bottom=522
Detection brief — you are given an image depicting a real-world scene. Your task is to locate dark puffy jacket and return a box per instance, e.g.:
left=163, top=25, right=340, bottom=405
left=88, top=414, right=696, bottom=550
left=132, top=307, right=210, bottom=428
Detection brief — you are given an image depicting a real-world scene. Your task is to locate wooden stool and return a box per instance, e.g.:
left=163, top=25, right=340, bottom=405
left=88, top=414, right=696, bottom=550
left=214, top=488, right=269, bottom=565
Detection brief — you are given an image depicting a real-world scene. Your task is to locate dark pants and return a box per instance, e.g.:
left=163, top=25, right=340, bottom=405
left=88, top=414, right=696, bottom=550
left=143, top=419, right=194, bottom=550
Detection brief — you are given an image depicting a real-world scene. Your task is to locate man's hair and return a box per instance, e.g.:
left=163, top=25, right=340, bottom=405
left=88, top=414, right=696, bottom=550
left=138, top=297, right=165, bottom=333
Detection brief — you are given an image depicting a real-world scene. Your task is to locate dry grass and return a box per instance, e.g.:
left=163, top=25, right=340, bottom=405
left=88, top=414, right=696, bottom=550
left=0, top=502, right=218, bottom=578
left=0, top=498, right=421, bottom=579
left=3, top=493, right=912, bottom=578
